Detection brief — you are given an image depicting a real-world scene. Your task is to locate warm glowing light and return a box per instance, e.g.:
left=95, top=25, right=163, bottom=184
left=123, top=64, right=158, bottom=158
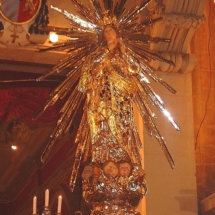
left=33, top=196, right=37, bottom=214
left=49, top=32, right=59, bottom=43
left=45, top=189, right=49, bottom=207
left=11, top=145, right=17, bottom=150
left=57, top=195, right=62, bottom=213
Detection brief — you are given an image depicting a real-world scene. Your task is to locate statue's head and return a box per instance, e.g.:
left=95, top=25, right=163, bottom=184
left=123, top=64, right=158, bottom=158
left=101, top=25, right=120, bottom=45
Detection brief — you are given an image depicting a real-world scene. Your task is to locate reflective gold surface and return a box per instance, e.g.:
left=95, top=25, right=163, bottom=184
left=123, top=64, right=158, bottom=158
left=34, top=0, right=180, bottom=213
left=82, top=162, right=147, bottom=215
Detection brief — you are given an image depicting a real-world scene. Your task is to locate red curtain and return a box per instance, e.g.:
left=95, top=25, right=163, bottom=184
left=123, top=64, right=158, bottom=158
left=0, top=86, right=63, bottom=124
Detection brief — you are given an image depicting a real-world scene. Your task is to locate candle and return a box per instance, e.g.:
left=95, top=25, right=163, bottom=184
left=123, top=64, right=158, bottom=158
left=45, top=189, right=49, bottom=207
left=57, top=195, right=62, bottom=213
left=33, top=196, right=37, bottom=214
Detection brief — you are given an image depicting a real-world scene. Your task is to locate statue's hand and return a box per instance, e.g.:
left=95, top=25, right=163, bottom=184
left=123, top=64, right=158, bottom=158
left=107, top=38, right=125, bottom=53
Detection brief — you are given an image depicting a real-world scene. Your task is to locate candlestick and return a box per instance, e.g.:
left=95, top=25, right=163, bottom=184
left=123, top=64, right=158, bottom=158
left=57, top=195, right=62, bottom=213
left=42, top=206, right=51, bottom=215
left=33, top=196, right=37, bottom=214
left=45, top=189, right=49, bottom=207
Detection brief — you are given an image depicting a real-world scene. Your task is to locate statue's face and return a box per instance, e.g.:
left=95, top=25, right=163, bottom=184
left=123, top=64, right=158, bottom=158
left=103, top=26, right=117, bottom=43
left=82, top=165, right=93, bottom=180
left=119, top=162, right=131, bottom=176
left=103, top=161, right=118, bottom=178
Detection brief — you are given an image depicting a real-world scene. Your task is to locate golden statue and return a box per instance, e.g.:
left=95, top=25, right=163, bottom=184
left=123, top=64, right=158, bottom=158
left=32, top=0, right=180, bottom=214
left=78, top=26, right=142, bottom=165
left=76, top=27, right=148, bottom=213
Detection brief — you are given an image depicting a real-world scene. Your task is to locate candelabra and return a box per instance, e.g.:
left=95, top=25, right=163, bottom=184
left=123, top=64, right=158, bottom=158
left=32, top=190, right=62, bottom=215
left=32, top=206, right=63, bottom=215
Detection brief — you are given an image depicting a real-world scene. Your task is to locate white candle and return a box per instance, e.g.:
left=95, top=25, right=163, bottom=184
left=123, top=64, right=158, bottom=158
left=33, top=196, right=37, bottom=214
left=57, top=195, right=62, bottom=213
left=45, top=189, right=49, bottom=207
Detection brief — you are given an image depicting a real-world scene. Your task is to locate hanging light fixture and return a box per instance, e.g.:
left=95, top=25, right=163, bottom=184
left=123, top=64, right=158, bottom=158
left=49, top=32, right=59, bottom=43
left=11, top=145, right=18, bottom=150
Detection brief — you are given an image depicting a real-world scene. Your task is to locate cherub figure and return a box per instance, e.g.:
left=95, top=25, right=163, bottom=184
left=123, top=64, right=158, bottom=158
left=119, top=161, right=132, bottom=177
left=102, top=161, right=119, bottom=178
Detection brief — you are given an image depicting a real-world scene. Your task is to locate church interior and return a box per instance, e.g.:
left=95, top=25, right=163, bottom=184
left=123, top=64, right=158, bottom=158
left=0, top=0, right=214, bottom=215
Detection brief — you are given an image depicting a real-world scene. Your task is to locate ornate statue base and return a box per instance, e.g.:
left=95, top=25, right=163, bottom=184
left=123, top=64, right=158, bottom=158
left=81, top=161, right=147, bottom=215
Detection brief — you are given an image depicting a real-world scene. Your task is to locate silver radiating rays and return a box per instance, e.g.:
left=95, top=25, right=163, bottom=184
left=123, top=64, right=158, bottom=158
left=34, top=0, right=180, bottom=170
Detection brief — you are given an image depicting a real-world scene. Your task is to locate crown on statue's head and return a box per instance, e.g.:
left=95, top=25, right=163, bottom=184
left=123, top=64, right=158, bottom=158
left=97, top=11, right=118, bottom=30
